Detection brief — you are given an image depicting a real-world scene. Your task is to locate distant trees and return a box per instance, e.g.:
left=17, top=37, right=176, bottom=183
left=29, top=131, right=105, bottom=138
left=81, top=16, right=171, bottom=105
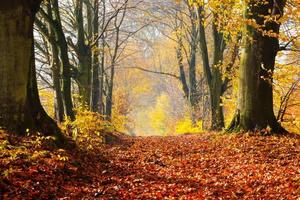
left=146, top=0, right=239, bottom=130
left=35, top=0, right=139, bottom=121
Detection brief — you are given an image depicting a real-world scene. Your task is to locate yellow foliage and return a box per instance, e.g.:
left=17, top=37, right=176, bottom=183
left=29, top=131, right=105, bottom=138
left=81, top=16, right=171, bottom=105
left=61, top=106, right=114, bottom=148
left=0, top=132, right=69, bottom=178
left=39, top=90, right=55, bottom=118
left=175, top=117, right=203, bottom=134
left=274, top=62, right=300, bottom=133
left=148, top=94, right=172, bottom=136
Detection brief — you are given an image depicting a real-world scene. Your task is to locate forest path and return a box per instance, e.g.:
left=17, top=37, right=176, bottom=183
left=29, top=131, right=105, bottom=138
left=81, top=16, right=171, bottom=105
left=1, top=132, right=299, bottom=199
left=94, top=133, right=299, bottom=199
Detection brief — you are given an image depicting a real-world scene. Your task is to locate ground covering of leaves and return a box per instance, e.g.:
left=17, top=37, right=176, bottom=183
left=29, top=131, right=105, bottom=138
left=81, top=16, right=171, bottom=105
left=0, top=131, right=299, bottom=199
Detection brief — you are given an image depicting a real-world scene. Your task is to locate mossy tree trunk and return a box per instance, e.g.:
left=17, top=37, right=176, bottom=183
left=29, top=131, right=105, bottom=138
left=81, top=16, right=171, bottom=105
left=0, top=0, right=62, bottom=138
left=76, top=0, right=92, bottom=106
left=228, top=0, right=287, bottom=133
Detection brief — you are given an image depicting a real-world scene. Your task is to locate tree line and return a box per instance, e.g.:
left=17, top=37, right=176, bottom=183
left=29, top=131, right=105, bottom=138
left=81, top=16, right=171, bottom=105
left=0, top=0, right=298, bottom=139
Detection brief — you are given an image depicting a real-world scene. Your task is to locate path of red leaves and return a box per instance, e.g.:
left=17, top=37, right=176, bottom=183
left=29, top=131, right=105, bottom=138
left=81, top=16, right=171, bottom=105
left=1, top=133, right=299, bottom=199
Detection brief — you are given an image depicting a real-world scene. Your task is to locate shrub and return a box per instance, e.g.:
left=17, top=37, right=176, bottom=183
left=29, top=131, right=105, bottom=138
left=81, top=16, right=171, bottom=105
left=61, top=106, right=114, bottom=149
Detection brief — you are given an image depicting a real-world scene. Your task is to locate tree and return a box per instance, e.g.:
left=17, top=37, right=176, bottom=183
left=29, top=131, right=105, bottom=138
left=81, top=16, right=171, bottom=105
left=90, top=0, right=101, bottom=112
left=35, top=2, right=65, bottom=122
left=0, top=0, right=62, bottom=138
left=151, top=0, right=239, bottom=130
left=195, top=1, right=239, bottom=131
left=105, top=0, right=128, bottom=120
left=37, top=0, right=75, bottom=121
left=228, top=0, right=287, bottom=133
left=75, top=0, right=93, bottom=105
left=145, top=1, right=203, bottom=124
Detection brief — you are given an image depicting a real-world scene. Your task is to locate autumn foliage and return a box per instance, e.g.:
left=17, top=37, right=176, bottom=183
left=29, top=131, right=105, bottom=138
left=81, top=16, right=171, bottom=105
left=0, top=0, right=300, bottom=199
left=1, top=131, right=299, bottom=199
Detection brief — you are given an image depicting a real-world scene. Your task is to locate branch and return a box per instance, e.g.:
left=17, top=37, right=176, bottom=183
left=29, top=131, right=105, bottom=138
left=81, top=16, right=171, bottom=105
left=279, top=35, right=300, bottom=51
left=121, top=67, right=180, bottom=79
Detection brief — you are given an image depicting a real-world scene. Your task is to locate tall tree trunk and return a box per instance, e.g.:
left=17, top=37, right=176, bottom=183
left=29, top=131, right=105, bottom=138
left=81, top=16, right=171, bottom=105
left=90, top=0, right=101, bottom=112
left=46, top=3, right=65, bottom=122
left=177, top=36, right=189, bottom=99
left=51, top=0, right=75, bottom=120
left=178, top=4, right=199, bottom=124
left=210, top=24, right=225, bottom=130
left=227, top=0, right=287, bottom=133
left=50, top=41, right=65, bottom=122
left=99, top=37, right=105, bottom=114
left=189, top=42, right=198, bottom=123
left=76, top=0, right=92, bottom=106
left=0, top=1, right=62, bottom=139
left=188, top=13, right=198, bottom=121
left=105, top=65, right=114, bottom=120
left=197, top=5, right=226, bottom=130
left=98, top=0, right=106, bottom=115
left=105, top=4, right=125, bottom=120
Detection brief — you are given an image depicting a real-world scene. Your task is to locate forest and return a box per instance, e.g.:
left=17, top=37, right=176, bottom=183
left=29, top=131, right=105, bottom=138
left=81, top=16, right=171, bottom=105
left=0, top=0, right=299, bottom=199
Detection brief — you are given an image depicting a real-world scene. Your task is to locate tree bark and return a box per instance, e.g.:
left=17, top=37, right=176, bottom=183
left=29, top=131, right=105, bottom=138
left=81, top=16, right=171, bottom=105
left=227, top=0, right=287, bottom=133
left=98, top=0, right=106, bottom=115
left=46, top=3, right=65, bottom=122
left=76, top=0, right=92, bottom=106
left=197, top=5, right=225, bottom=130
left=51, top=40, right=65, bottom=122
left=0, top=0, right=62, bottom=138
left=210, top=23, right=225, bottom=130
left=99, top=36, right=105, bottom=114
left=188, top=29, right=198, bottom=123
left=105, top=3, right=126, bottom=120
left=177, top=36, right=189, bottom=99
left=51, top=0, right=75, bottom=120
left=90, top=0, right=101, bottom=112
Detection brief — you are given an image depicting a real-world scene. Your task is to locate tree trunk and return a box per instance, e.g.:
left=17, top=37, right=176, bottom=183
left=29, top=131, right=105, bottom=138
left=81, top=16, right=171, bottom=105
left=99, top=37, right=105, bottom=114
left=90, top=0, right=101, bottom=112
left=51, top=0, right=75, bottom=120
left=105, top=16, right=122, bottom=120
left=0, top=1, right=62, bottom=138
left=77, top=47, right=92, bottom=106
left=210, top=24, right=225, bottom=130
left=98, top=0, right=107, bottom=115
left=176, top=36, right=189, bottom=99
left=227, top=0, right=287, bottom=133
left=210, top=69, right=225, bottom=130
left=189, top=44, right=198, bottom=123
left=105, top=65, right=114, bottom=121
left=47, top=4, right=64, bottom=122
left=197, top=5, right=225, bottom=130
left=76, top=0, right=92, bottom=106
left=51, top=42, right=65, bottom=122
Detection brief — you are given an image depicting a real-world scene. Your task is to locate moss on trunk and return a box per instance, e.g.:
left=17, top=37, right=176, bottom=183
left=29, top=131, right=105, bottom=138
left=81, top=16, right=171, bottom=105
left=227, top=0, right=287, bottom=134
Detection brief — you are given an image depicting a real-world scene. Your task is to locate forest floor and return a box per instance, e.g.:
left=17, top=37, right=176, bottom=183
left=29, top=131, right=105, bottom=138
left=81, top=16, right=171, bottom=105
left=0, top=131, right=299, bottom=199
